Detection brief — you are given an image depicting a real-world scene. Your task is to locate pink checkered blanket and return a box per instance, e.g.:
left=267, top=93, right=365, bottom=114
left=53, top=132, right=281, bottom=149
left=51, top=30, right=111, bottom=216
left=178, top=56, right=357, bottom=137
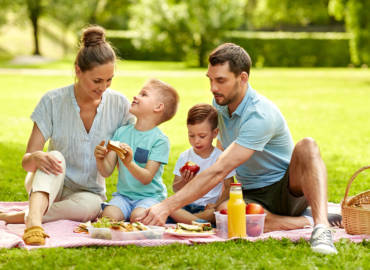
left=0, top=202, right=368, bottom=250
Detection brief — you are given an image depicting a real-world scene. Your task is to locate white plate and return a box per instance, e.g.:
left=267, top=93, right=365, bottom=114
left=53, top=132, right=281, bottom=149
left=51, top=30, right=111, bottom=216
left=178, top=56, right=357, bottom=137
left=165, top=228, right=215, bottom=237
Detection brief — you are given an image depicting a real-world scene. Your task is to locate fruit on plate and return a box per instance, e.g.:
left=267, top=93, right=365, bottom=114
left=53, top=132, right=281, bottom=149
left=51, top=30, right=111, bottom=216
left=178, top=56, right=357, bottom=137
left=219, top=209, right=228, bottom=215
left=246, top=203, right=264, bottom=214
left=180, top=161, right=200, bottom=175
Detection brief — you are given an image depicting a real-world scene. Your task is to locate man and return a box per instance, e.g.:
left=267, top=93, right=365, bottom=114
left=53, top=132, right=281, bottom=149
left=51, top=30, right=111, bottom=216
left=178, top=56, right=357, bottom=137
left=140, top=43, right=337, bottom=255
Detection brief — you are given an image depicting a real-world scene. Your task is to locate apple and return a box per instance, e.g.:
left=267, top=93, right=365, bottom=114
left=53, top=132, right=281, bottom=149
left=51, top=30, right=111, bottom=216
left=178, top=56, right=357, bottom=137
left=180, top=161, right=200, bottom=175
left=246, top=203, right=264, bottom=214
left=220, top=209, right=228, bottom=215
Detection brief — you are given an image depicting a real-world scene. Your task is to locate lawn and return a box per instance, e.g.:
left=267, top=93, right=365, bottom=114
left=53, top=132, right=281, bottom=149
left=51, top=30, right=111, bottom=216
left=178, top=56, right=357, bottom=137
left=0, top=61, right=369, bottom=269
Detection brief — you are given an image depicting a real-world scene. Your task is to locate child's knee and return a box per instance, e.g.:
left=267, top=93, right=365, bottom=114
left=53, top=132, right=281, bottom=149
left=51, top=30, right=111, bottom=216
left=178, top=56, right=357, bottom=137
left=102, top=205, right=125, bottom=221
left=130, top=207, right=146, bottom=222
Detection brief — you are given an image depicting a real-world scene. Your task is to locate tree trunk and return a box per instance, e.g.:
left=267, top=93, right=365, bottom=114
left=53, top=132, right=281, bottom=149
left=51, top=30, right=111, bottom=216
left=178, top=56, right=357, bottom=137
left=27, top=0, right=42, bottom=56
left=31, top=16, right=40, bottom=55
left=198, top=35, right=207, bottom=67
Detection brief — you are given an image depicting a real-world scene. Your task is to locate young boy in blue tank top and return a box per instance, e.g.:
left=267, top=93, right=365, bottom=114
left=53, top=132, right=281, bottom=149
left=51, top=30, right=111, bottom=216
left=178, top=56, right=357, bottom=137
left=94, top=79, right=179, bottom=222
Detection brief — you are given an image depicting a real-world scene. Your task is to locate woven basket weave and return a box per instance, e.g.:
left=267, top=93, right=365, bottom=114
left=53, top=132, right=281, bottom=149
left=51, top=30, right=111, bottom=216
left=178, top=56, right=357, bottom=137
left=341, top=165, right=370, bottom=235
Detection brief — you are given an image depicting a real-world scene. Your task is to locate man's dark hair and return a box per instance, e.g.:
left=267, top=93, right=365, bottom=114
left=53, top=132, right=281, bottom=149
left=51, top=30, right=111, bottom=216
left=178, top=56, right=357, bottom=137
left=208, top=43, right=252, bottom=76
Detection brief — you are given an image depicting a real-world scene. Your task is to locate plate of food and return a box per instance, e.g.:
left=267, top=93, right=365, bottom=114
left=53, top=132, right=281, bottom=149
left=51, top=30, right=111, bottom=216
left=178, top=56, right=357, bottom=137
left=165, top=222, right=215, bottom=237
left=74, top=217, right=165, bottom=240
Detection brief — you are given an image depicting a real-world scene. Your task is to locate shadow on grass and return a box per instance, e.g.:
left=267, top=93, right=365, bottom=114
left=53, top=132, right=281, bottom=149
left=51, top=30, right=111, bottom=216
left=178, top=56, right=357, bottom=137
left=0, top=142, right=28, bottom=201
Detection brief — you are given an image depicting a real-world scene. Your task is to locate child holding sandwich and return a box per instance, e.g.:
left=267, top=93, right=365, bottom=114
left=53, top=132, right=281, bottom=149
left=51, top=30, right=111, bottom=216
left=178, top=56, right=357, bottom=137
left=169, top=103, right=235, bottom=224
left=94, top=79, right=179, bottom=222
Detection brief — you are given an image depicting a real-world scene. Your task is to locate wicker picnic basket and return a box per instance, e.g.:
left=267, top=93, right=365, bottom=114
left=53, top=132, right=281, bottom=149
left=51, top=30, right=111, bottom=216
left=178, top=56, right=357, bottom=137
left=341, top=165, right=370, bottom=235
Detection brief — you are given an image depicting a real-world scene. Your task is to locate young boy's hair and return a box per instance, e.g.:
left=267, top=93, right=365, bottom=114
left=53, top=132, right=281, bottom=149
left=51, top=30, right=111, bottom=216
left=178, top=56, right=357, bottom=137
left=187, top=103, right=218, bottom=130
left=147, top=78, right=179, bottom=123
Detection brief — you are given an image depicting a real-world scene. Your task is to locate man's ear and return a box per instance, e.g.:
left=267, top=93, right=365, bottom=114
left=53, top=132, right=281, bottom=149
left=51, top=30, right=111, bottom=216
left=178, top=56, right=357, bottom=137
left=240, top=71, right=249, bottom=84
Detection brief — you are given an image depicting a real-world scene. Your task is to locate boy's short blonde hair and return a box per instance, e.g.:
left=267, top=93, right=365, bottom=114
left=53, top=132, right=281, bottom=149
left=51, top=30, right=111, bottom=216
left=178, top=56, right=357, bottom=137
left=147, top=78, right=179, bottom=123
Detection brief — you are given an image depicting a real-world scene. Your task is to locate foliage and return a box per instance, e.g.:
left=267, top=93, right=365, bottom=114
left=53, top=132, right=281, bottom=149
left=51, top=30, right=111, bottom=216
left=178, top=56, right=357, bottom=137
left=129, top=0, right=247, bottom=67
left=248, top=0, right=333, bottom=28
left=227, top=31, right=350, bottom=67
left=329, top=0, right=370, bottom=66
left=106, top=31, right=351, bottom=67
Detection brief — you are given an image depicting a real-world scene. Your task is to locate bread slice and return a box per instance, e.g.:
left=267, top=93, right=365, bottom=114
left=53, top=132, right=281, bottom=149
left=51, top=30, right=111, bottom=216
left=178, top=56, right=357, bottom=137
left=107, top=140, right=127, bottom=159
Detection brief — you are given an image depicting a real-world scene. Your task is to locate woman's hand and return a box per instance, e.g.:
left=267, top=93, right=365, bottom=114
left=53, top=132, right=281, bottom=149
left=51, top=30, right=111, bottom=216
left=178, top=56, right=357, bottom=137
left=94, top=141, right=107, bottom=160
left=30, top=151, right=63, bottom=175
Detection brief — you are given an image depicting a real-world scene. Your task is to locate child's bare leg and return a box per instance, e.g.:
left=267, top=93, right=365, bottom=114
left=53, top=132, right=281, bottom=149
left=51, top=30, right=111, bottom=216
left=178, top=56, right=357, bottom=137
left=130, top=207, right=148, bottom=223
left=216, top=201, right=228, bottom=211
left=169, top=209, right=200, bottom=224
left=194, top=208, right=217, bottom=223
left=101, top=205, right=125, bottom=221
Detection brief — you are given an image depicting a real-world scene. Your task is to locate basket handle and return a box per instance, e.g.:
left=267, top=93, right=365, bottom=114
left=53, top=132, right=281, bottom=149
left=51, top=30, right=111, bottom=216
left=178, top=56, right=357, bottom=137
left=343, top=165, right=370, bottom=204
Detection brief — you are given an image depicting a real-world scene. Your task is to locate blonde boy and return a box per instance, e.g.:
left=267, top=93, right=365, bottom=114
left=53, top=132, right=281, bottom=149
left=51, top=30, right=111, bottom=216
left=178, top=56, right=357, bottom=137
left=94, top=79, right=179, bottom=222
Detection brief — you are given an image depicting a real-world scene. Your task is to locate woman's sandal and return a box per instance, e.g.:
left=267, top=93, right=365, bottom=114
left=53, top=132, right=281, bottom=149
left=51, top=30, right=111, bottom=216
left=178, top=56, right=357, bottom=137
left=22, top=226, right=50, bottom=245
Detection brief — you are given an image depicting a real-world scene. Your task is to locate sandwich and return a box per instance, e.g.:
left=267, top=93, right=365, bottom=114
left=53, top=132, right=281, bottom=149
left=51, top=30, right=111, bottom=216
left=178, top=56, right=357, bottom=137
left=107, top=140, right=127, bottom=160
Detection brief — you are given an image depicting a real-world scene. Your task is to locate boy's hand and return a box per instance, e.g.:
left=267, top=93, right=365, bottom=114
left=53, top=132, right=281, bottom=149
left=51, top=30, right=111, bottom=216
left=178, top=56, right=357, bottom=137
left=180, top=169, right=195, bottom=184
left=94, top=141, right=107, bottom=160
left=119, top=143, right=133, bottom=165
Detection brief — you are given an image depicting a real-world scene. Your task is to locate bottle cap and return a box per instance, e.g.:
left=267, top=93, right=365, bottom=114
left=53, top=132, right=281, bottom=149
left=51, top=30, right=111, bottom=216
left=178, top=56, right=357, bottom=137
left=230, top=183, right=241, bottom=186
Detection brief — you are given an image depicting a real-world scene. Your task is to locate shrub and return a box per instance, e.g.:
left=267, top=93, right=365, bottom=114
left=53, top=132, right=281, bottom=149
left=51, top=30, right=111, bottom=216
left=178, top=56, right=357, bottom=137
left=107, top=30, right=351, bottom=67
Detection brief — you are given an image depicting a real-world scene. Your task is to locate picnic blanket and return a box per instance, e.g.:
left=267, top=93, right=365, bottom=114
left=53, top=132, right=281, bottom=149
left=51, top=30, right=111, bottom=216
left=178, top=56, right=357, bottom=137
left=0, top=202, right=368, bottom=250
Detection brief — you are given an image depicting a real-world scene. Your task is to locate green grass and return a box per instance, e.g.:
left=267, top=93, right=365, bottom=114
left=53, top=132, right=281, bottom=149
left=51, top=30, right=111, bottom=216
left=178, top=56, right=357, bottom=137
left=0, top=61, right=369, bottom=268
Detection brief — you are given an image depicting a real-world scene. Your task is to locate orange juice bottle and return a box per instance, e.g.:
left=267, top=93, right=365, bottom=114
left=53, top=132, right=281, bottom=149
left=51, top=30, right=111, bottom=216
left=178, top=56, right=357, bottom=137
left=227, top=183, right=246, bottom=238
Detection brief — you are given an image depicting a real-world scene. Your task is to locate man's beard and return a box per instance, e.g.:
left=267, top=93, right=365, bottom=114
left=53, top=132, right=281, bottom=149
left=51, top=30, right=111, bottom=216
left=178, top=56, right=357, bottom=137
left=213, top=81, right=239, bottom=106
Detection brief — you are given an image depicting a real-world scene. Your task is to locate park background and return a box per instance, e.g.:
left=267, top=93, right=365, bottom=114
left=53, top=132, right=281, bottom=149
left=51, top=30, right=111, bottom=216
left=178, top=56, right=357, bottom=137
left=0, top=0, right=369, bottom=269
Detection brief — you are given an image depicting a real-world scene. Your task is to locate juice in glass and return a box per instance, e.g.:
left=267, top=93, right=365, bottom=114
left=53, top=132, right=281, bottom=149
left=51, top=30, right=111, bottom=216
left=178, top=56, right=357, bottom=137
left=227, top=183, right=246, bottom=238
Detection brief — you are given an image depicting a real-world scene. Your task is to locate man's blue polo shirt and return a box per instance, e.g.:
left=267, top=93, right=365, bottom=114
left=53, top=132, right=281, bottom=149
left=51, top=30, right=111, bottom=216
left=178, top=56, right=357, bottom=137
left=213, top=84, right=294, bottom=190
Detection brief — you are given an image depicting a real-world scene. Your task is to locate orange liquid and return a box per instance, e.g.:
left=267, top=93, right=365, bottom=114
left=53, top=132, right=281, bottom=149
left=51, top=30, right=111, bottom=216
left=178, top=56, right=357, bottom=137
left=227, top=191, right=246, bottom=238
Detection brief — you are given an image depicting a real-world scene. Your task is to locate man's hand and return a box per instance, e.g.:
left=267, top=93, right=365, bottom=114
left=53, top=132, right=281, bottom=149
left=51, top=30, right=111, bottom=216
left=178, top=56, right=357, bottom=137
left=137, top=202, right=170, bottom=226
left=31, top=151, right=63, bottom=175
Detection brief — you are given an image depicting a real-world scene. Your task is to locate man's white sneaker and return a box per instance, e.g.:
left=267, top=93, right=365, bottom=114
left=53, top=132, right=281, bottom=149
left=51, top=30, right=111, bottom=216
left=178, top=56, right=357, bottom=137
left=310, top=226, right=338, bottom=255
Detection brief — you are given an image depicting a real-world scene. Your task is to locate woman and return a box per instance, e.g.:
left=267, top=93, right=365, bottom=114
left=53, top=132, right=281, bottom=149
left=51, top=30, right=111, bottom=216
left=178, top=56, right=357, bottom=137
left=0, top=25, right=134, bottom=245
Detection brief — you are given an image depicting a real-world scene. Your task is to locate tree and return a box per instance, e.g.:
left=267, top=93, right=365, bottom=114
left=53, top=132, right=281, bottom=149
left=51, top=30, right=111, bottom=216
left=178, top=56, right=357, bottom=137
left=129, top=0, right=247, bottom=67
left=329, top=0, right=370, bottom=66
left=248, top=0, right=333, bottom=29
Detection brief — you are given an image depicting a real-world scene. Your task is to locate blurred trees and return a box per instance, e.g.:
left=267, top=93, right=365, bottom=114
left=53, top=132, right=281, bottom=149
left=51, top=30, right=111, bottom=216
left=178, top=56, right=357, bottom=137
left=246, top=0, right=334, bottom=29
left=129, top=0, right=247, bottom=66
left=0, top=0, right=368, bottom=66
left=329, top=0, right=370, bottom=66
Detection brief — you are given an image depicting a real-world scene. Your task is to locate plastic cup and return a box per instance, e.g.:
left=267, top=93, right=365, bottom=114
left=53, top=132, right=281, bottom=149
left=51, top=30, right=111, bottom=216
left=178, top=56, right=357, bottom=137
left=246, top=214, right=266, bottom=237
left=215, top=211, right=228, bottom=239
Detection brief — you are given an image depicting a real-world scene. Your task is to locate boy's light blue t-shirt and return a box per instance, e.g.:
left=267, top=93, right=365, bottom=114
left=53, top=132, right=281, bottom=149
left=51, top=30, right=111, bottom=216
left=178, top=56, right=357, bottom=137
left=112, top=124, right=169, bottom=201
left=214, top=84, right=294, bottom=190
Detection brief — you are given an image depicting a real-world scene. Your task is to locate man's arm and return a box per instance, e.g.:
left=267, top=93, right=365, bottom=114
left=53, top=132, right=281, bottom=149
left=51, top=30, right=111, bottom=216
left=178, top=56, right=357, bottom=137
left=140, top=142, right=255, bottom=225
